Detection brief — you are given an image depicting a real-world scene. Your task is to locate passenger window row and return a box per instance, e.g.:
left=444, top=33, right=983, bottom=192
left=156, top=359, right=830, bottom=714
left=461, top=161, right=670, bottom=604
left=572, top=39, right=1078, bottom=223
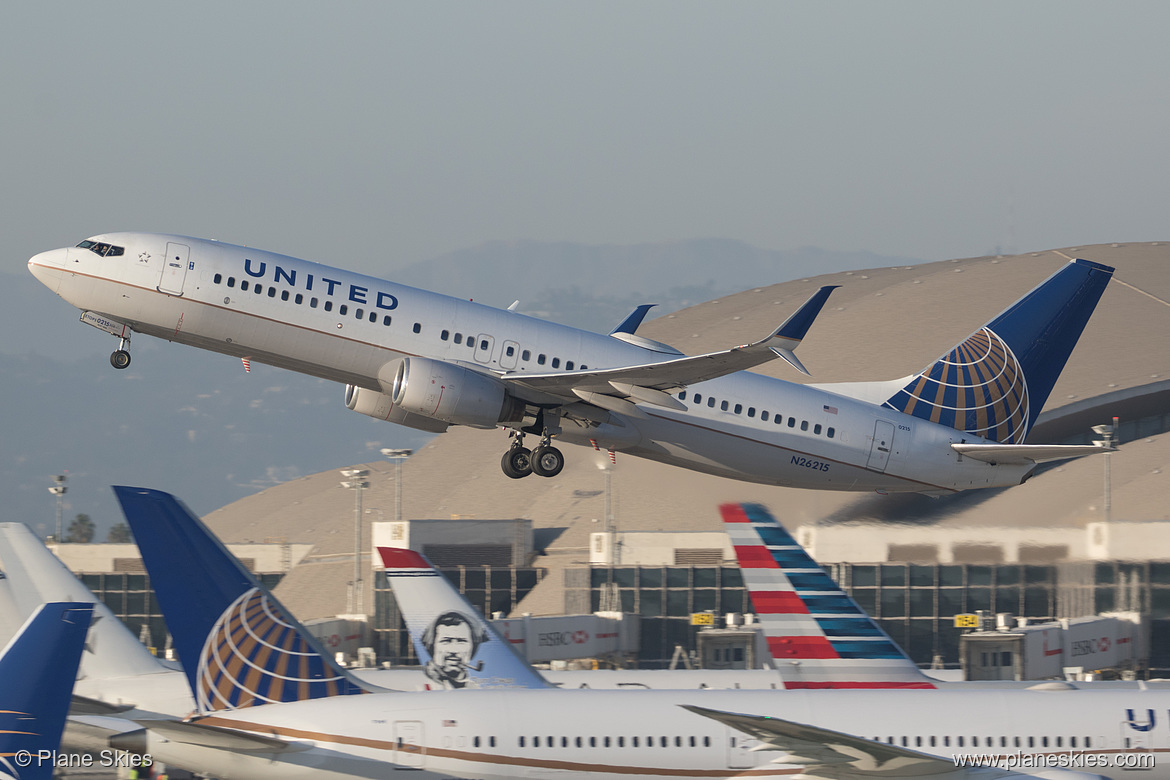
left=677, top=391, right=835, bottom=438
left=437, top=330, right=587, bottom=371
left=213, top=272, right=593, bottom=371
left=519, top=735, right=713, bottom=748
left=874, top=734, right=1094, bottom=749
left=213, top=273, right=402, bottom=328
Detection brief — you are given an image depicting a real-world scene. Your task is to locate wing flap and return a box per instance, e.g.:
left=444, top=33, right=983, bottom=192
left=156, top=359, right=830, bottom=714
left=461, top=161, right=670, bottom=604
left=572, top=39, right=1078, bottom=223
left=952, top=442, right=1110, bottom=465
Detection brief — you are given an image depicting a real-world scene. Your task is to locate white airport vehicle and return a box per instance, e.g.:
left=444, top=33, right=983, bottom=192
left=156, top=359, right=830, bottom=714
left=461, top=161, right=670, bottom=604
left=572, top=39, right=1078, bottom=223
left=29, top=234, right=1113, bottom=493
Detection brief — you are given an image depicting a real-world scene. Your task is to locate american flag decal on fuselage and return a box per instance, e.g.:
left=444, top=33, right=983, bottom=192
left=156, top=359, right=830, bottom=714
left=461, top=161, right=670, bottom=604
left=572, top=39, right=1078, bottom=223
left=721, top=503, right=934, bottom=689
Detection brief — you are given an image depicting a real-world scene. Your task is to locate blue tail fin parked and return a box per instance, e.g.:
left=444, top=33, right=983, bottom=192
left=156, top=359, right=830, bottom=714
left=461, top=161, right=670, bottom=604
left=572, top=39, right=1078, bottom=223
left=883, top=259, right=1113, bottom=443
left=112, top=486, right=368, bottom=715
left=0, top=602, right=93, bottom=780
left=721, top=503, right=934, bottom=689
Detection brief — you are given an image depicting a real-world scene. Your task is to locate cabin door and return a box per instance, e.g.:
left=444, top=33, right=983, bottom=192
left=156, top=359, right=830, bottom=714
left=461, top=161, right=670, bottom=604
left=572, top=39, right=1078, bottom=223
left=159, top=242, right=190, bottom=295
left=394, top=720, right=425, bottom=768
left=866, top=420, right=895, bottom=472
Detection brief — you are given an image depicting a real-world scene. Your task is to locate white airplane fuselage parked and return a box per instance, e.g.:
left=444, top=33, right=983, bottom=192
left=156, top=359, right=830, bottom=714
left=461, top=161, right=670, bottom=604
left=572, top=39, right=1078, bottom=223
left=133, top=686, right=1170, bottom=780
left=28, top=234, right=1111, bottom=493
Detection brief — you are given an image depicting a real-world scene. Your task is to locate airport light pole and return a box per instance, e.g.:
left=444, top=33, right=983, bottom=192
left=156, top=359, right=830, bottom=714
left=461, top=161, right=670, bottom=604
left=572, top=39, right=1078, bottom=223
left=340, top=469, right=370, bottom=615
left=1091, top=417, right=1119, bottom=524
left=380, top=449, right=412, bottom=526
left=48, top=475, right=67, bottom=542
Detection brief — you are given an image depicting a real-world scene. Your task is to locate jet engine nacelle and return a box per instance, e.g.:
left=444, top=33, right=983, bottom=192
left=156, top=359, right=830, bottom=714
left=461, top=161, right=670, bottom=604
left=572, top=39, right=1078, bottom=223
left=390, top=357, right=524, bottom=429
left=344, top=384, right=450, bottom=433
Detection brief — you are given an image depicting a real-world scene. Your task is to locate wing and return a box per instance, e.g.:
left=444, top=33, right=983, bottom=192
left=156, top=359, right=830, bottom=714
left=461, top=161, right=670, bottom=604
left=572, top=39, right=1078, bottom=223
left=951, top=442, right=1110, bottom=466
left=123, top=718, right=313, bottom=753
left=502, top=286, right=838, bottom=410
left=681, top=705, right=963, bottom=779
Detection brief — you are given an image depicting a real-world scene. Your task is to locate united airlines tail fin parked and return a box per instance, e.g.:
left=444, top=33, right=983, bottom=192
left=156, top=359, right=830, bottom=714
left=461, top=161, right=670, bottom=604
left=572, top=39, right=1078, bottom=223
left=881, top=258, right=1113, bottom=444
left=0, top=602, right=92, bottom=780
left=721, top=503, right=935, bottom=689
left=377, top=547, right=550, bottom=689
left=112, top=486, right=371, bottom=714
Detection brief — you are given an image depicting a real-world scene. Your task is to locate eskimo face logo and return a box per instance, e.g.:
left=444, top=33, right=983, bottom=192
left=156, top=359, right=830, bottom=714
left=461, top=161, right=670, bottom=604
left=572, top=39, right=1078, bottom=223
left=421, top=610, right=489, bottom=689
left=196, top=588, right=348, bottom=712
left=886, top=328, right=1030, bottom=444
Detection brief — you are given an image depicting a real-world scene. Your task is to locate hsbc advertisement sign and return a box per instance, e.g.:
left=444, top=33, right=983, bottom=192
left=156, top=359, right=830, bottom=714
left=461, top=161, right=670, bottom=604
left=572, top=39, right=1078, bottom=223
left=491, top=614, right=637, bottom=662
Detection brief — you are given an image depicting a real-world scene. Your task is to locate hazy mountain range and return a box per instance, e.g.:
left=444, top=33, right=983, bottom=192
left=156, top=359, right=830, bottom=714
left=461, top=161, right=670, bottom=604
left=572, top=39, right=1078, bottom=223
left=1, top=239, right=918, bottom=536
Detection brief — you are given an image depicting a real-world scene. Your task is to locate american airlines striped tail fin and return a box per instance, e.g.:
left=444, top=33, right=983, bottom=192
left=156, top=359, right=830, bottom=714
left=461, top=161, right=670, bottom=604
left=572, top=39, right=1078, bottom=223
left=376, top=547, right=550, bottom=689
left=113, top=486, right=370, bottom=715
left=721, top=503, right=935, bottom=689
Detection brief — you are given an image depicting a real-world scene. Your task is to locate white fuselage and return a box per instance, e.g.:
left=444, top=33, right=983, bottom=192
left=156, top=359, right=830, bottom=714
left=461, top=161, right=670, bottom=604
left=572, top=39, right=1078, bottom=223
left=28, top=233, right=1034, bottom=494
left=143, top=687, right=1170, bottom=780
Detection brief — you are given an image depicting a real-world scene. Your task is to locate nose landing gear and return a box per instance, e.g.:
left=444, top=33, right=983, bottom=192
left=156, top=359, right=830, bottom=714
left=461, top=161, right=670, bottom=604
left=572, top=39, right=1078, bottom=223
left=110, top=335, right=131, bottom=369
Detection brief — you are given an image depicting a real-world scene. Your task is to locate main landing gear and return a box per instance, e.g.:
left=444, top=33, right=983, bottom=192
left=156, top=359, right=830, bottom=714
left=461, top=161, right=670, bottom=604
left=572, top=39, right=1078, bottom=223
left=110, top=335, right=131, bottom=369
left=501, top=431, right=564, bottom=479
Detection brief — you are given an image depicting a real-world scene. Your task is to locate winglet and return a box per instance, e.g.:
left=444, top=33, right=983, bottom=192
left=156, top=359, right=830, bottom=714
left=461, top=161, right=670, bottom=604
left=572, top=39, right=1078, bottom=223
left=112, top=486, right=370, bottom=714
left=610, top=304, right=658, bottom=336
left=376, top=547, right=551, bottom=689
left=770, top=286, right=839, bottom=349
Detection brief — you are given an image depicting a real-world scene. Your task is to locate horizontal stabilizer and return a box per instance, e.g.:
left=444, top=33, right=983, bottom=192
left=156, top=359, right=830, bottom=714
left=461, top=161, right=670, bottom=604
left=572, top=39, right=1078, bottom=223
left=951, top=442, right=1110, bottom=465
left=122, top=719, right=311, bottom=753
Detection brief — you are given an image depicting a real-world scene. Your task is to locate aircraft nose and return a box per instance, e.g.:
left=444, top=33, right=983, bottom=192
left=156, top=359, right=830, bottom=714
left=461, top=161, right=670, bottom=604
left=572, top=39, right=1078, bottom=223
left=27, top=248, right=67, bottom=293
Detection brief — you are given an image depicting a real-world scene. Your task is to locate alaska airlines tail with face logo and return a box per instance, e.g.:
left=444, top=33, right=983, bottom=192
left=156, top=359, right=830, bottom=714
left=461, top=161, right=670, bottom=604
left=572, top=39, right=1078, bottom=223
left=377, top=547, right=550, bottom=689
left=113, top=486, right=370, bottom=715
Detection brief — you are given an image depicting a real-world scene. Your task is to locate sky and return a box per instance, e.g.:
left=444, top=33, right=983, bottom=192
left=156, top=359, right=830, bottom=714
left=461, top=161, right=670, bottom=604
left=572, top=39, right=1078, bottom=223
left=4, top=1, right=1170, bottom=278
left=2, top=1, right=1169, bottom=529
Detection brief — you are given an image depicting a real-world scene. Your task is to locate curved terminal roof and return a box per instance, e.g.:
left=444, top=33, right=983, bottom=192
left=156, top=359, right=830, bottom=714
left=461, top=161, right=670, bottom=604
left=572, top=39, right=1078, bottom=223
left=203, top=243, right=1170, bottom=619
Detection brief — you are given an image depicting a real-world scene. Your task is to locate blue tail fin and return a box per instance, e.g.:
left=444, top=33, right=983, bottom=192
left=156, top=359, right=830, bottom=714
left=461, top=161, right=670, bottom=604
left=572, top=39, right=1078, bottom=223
left=112, top=486, right=368, bottom=715
left=722, top=503, right=933, bottom=689
left=0, top=602, right=93, bottom=779
left=883, top=259, right=1113, bottom=443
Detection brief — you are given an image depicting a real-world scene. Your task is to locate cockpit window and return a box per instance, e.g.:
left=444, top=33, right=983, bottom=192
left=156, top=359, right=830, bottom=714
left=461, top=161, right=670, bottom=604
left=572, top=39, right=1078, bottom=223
left=76, top=240, right=124, bottom=257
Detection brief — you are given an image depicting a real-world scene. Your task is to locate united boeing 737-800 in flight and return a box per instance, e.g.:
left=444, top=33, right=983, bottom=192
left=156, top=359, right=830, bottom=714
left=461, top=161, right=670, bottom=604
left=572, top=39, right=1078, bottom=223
left=29, top=234, right=1112, bottom=494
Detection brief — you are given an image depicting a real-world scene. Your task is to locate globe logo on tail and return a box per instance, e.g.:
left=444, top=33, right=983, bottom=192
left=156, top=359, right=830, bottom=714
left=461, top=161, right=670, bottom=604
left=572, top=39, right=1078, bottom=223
left=885, top=328, right=1030, bottom=444
left=196, top=588, right=349, bottom=712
